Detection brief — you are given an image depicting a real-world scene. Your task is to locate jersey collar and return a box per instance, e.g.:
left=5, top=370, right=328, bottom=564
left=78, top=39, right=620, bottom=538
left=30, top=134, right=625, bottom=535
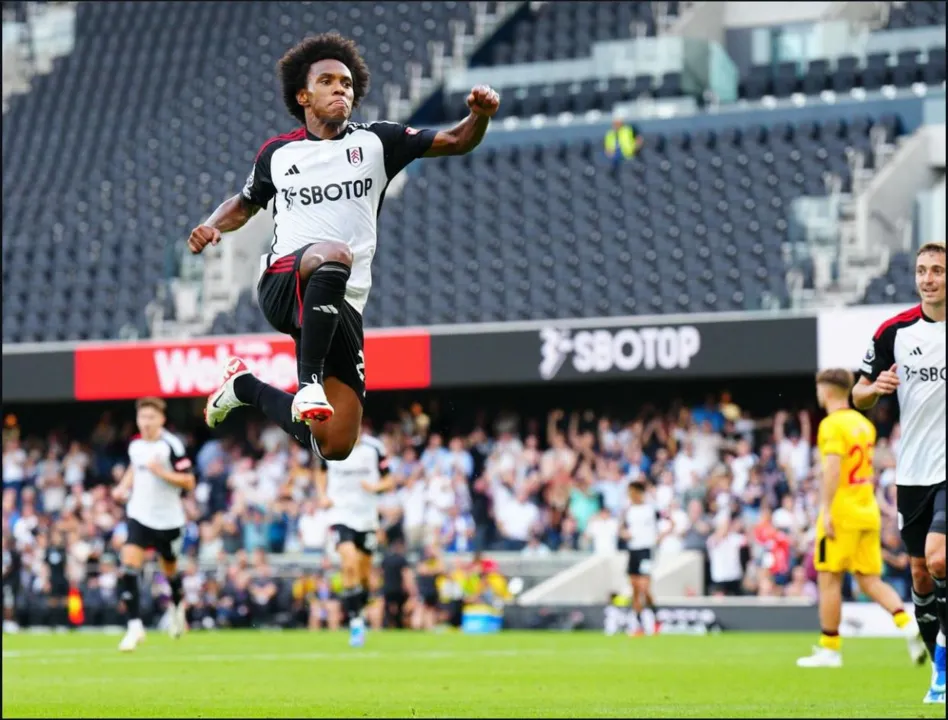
left=304, top=123, right=352, bottom=142
left=919, top=305, right=939, bottom=323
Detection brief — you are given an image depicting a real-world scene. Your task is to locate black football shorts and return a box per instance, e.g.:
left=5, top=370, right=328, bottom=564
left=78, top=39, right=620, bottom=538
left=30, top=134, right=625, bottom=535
left=257, top=246, right=366, bottom=404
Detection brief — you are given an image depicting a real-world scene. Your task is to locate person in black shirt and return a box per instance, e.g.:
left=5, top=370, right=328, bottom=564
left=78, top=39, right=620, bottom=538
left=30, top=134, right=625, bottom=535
left=46, top=528, right=69, bottom=627
left=467, top=428, right=494, bottom=551
left=414, top=545, right=445, bottom=631
left=380, top=539, right=412, bottom=629
left=2, top=535, right=21, bottom=627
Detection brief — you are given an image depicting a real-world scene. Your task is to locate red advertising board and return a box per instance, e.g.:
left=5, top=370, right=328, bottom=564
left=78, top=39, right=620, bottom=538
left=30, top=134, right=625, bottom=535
left=73, top=332, right=430, bottom=401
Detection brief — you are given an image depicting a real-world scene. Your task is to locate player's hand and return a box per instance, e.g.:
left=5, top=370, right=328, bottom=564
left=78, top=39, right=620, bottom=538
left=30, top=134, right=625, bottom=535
left=822, top=513, right=835, bottom=540
left=361, top=479, right=377, bottom=493
left=467, top=85, right=500, bottom=117
left=317, top=496, right=333, bottom=510
left=188, top=225, right=222, bottom=255
left=111, top=485, right=129, bottom=504
left=147, top=459, right=166, bottom=476
left=873, top=364, right=900, bottom=395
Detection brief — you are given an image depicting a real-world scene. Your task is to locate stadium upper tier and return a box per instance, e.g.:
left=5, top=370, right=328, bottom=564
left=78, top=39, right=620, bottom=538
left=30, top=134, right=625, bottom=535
left=439, top=3, right=946, bottom=123
left=208, top=110, right=910, bottom=334
left=475, top=0, right=680, bottom=66
left=441, top=44, right=946, bottom=123
left=860, top=251, right=925, bottom=305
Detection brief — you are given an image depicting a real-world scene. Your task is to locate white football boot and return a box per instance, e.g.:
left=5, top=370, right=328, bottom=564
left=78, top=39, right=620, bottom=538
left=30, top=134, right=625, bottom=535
left=796, top=646, right=843, bottom=668
left=167, top=602, right=187, bottom=639
left=291, top=378, right=334, bottom=423
left=118, top=620, right=146, bottom=652
left=902, top=618, right=928, bottom=666
left=205, top=357, right=251, bottom=428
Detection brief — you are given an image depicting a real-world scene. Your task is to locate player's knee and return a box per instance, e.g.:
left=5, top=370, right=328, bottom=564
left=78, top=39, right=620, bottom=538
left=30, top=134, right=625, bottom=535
left=317, top=436, right=357, bottom=462
left=120, top=547, right=143, bottom=568
left=322, top=446, right=354, bottom=462
left=911, top=561, right=935, bottom=591
left=302, top=241, right=353, bottom=272
left=854, top=573, right=878, bottom=594
left=925, top=546, right=946, bottom=578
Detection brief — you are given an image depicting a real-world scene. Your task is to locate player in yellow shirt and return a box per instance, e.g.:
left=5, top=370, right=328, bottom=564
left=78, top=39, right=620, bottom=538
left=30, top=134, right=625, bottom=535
left=798, top=368, right=928, bottom=668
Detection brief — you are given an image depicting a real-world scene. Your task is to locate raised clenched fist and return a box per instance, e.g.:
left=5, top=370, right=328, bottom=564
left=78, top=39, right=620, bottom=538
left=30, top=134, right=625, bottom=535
left=188, top=225, right=222, bottom=255
left=467, top=85, right=500, bottom=118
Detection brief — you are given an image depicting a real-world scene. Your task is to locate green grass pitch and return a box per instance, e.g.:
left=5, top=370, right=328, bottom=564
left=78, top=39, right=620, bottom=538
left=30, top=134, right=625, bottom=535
left=2, top=630, right=944, bottom=718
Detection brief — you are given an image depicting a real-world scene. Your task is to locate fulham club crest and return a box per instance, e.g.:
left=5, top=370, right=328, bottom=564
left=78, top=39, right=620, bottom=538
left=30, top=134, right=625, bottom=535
left=346, top=147, right=363, bottom=166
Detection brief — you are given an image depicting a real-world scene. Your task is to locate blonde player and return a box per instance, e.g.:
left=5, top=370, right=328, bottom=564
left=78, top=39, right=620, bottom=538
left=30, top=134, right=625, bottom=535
left=797, top=369, right=926, bottom=668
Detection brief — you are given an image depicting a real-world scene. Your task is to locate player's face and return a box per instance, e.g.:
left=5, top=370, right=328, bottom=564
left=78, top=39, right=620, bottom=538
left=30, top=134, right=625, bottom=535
left=301, top=59, right=354, bottom=123
left=915, top=251, right=946, bottom=306
left=136, top=406, right=165, bottom=438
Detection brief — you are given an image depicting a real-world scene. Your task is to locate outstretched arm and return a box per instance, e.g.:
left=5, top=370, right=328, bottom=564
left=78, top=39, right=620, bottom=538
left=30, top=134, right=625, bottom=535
left=424, top=85, right=500, bottom=158
left=207, top=194, right=261, bottom=233
left=189, top=139, right=278, bottom=254
left=188, top=195, right=261, bottom=254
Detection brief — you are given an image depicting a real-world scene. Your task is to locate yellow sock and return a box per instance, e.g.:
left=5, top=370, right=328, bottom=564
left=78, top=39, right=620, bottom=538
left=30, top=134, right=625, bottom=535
left=819, top=632, right=842, bottom=652
left=892, top=609, right=910, bottom=629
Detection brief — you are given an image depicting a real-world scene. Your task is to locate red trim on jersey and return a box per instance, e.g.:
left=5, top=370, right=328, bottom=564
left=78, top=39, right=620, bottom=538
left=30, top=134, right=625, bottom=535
left=873, top=305, right=922, bottom=340
left=130, top=434, right=142, bottom=441
left=255, top=127, right=306, bottom=162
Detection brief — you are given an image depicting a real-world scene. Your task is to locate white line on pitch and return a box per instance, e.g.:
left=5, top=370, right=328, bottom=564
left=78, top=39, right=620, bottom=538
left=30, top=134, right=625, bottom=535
left=2, top=647, right=565, bottom=663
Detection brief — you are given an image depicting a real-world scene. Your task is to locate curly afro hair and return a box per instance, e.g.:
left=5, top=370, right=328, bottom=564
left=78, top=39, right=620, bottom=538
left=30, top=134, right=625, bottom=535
left=278, top=33, right=371, bottom=124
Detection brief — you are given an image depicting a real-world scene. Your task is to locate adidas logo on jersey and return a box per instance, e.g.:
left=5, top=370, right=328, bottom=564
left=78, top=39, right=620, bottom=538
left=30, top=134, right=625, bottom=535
left=285, top=165, right=301, bottom=176
left=910, top=346, right=923, bottom=357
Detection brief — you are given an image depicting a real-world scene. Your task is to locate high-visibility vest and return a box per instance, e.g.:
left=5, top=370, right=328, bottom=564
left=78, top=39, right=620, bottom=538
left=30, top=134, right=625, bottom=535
left=67, top=587, right=85, bottom=626
left=604, top=125, right=637, bottom=159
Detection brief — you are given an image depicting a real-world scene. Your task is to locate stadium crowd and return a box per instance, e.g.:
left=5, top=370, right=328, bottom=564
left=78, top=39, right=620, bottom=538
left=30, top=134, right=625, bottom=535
left=1, top=392, right=911, bottom=631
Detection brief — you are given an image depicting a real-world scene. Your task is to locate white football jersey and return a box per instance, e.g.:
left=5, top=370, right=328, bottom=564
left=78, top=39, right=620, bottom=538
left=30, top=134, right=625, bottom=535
left=325, top=435, right=389, bottom=532
left=243, top=122, right=437, bottom=314
left=624, top=502, right=660, bottom=551
left=861, top=304, right=946, bottom=487
left=126, top=430, right=192, bottom=530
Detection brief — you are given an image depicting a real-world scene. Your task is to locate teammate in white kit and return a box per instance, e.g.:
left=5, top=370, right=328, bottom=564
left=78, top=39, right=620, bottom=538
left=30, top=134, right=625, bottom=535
left=852, top=242, right=946, bottom=704
left=621, top=481, right=661, bottom=636
left=111, top=397, right=196, bottom=652
left=318, top=430, right=393, bottom=646
left=196, top=33, right=500, bottom=463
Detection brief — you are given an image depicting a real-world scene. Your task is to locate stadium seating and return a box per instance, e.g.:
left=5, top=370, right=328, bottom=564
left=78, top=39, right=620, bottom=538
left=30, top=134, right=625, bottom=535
left=860, top=251, right=919, bottom=305
left=442, top=74, right=685, bottom=124
left=885, top=0, right=947, bottom=30
left=1, top=0, right=475, bottom=343
left=208, top=111, right=906, bottom=334
left=740, top=49, right=947, bottom=101
left=439, top=1, right=946, bottom=122
left=474, top=0, right=679, bottom=67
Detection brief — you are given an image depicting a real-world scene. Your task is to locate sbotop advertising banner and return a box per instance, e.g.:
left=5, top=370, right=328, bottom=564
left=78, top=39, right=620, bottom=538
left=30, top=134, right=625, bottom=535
left=430, top=315, right=819, bottom=386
